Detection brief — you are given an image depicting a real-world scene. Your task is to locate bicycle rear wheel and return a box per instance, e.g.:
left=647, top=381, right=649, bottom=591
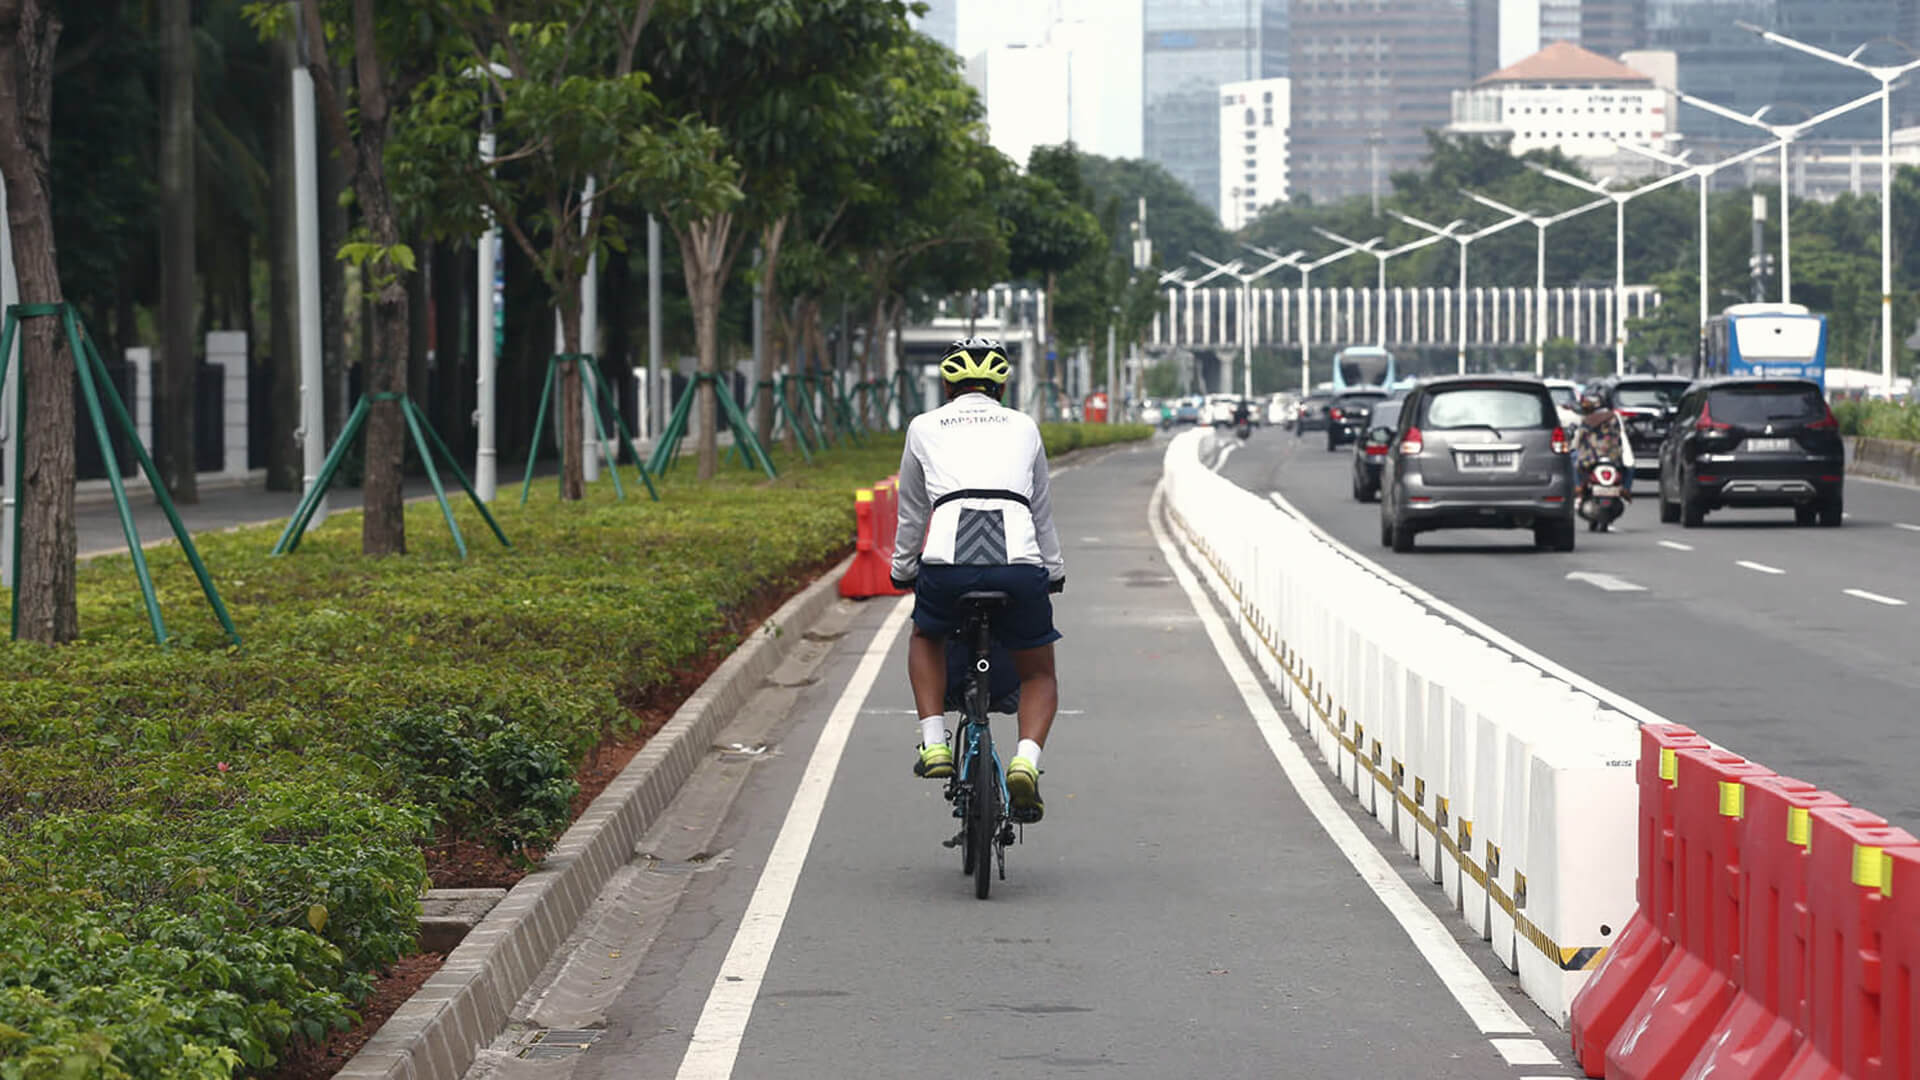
left=971, top=726, right=997, bottom=900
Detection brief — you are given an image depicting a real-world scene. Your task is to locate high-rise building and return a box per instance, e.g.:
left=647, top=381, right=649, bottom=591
left=1218, top=78, right=1291, bottom=230
left=1143, top=0, right=1288, bottom=216
left=1648, top=0, right=1912, bottom=143
left=965, top=2, right=1144, bottom=165
left=1579, top=0, right=1646, bottom=55
left=1539, top=0, right=1583, bottom=45
left=1289, top=0, right=1502, bottom=204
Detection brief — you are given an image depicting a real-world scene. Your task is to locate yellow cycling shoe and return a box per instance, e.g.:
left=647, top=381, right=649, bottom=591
left=914, top=742, right=954, bottom=779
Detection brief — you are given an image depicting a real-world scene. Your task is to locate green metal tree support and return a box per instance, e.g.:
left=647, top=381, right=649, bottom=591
left=0, top=302, right=240, bottom=647
left=727, top=377, right=815, bottom=467
left=518, top=354, right=659, bottom=506
left=272, top=392, right=510, bottom=558
left=646, top=373, right=777, bottom=478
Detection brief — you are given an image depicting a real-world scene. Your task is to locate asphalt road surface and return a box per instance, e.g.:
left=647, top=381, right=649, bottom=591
left=1216, top=424, right=1920, bottom=833
left=469, top=435, right=1581, bottom=1080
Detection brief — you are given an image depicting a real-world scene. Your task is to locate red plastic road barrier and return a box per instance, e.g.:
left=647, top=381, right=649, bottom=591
left=1572, top=723, right=1711, bottom=1076
left=839, top=479, right=910, bottom=599
left=1681, top=776, right=1848, bottom=1080
left=1880, top=848, right=1920, bottom=1080
left=1777, top=808, right=1920, bottom=1080
left=1605, top=748, right=1774, bottom=1080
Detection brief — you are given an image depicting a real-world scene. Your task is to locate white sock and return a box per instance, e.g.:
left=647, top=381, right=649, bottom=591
left=1016, top=739, right=1043, bottom=768
left=920, top=715, right=947, bottom=749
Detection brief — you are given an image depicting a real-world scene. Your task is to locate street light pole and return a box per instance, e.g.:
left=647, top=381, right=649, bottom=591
left=1735, top=20, right=1920, bottom=392
left=1390, top=210, right=1528, bottom=374
left=1313, top=226, right=1447, bottom=348
left=1530, top=163, right=1695, bottom=375
left=1194, top=249, right=1301, bottom=399
left=1249, top=241, right=1373, bottom=394
left=1464, top=191, right=1611, bottom=376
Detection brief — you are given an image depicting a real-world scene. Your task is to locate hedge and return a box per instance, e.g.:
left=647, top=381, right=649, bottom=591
left=0, top=420, right=1149, bottom=1078
left=1834, top=398, right=1920, bottom=442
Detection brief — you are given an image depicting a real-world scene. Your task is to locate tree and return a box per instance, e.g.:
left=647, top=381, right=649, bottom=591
left=247, top=0, right=475, bottom=554
left=1006, top=145, right=1101, bottom=381
left=637, top=0, right=912, bottom=479
left=0, top=0, right=77, bottom=642
left=156, top=0, right=195, bottom=503
left=393, top=0, right=735, bottom=500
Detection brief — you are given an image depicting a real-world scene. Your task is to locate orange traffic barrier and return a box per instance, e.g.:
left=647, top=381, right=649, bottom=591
left=1776, top=809, right=1918, bottom=1080
left=1572, top=723, right=1711, bottom=1076
left=1605, top=747, right=1773, bottom=1080
left=1680, top=775, right=1848, bottom=1080
left=839, top=476, right=910, bottom=599
left=1880, top=848, right=1920, bottom=1080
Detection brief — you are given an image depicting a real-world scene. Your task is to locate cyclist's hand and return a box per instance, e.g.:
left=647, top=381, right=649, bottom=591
left=891, top=576, right=916, bottom=592
left=1048, top=577, right=1065, bottom=595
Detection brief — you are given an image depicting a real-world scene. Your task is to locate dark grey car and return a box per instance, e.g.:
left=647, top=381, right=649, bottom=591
left=1379, top=376, right=1577, bottom=552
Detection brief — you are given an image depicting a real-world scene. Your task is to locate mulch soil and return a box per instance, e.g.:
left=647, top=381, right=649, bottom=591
left=256, top=550, right=849, bottom=1080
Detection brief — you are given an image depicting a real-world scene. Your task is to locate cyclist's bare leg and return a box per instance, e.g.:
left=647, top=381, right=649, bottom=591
left=1010, top=644, right=1057, bottom=747
left=907, top=629, right=949, bottom=722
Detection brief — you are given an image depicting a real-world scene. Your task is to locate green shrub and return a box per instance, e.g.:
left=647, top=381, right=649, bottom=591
left=1039, top=422, right=1154, bottom=456
left=0, top=437, right=908, bottom=1077
left=1835, top=398, right=1920, bottom=441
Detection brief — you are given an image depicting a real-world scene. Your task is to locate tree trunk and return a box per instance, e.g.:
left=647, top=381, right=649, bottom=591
left=557, top=280, right=584, bottom=500
left=0, top=0, right=74, bottom=642
left=675, top=214, right=737, bottom=481
left=1043, top=269, right=1057, bottom=420
left=156, top=0, right=195, bottom=502
left=752, top=216, right=787, bottom=451
left=861, top=290, right=889, bottom=428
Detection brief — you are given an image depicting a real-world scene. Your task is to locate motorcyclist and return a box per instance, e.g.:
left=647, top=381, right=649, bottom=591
left=1230, top=397, right=1252, bottom=432
left=1573, top=390, right=1634, bottom=499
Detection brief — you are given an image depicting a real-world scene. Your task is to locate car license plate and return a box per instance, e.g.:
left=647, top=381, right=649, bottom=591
left=1592, top=485, right=1622, bottom=497
left=1745, top=437, right=1791, bottom=453
left=1459, top=450, right=1516, bottom=468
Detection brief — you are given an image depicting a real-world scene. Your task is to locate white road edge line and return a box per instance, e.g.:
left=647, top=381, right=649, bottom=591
left=1264, top=491, right=1670, bottom=728
left=1896, top=523, right=1920, bottom=533
left=1150, top=484, right=1529, bottom=1037
left=1844, top=588, right=1908, bottom=607
left=674, top=597, right=915, bottom=1080
left=1735, top=560, right=1786, bottom=575
left=1658, top=540, right=1694, bottom=551
left=1213, top=442, right=1238, bottom=473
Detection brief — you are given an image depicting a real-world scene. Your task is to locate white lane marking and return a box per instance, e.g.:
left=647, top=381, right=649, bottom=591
left=1658, top=540, right=1694, bottom=551
left=1736, top=560, right=1786, bottom=576
left=1566, top=571, right=1647, bottom=593
left=1151, top=486, right=1529, bottom=1037
left=1896, top=523, right=1920, bottom=533
left=1213, top=442, right=1238, bottom=472
left=1264, top=491, right=1671, bottom=728
left=1491, top=1039, right=1561, bottom=1066
left=1844, top=588, right=1908, bottom=607
left=675, top=597, right=914, bottom=1080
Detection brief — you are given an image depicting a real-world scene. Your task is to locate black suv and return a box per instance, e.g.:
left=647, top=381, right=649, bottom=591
left=1597, top=376, right=1691, bottom=477
left=1294, top=391, right=1334, bottom=435
left=1325, top=390, right=1389, bottom=451
left=1380, top=376, right=1576, bottom=552
left=1656, top=377, right=1843, bottom=527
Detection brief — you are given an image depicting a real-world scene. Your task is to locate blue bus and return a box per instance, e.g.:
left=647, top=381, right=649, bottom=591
left=1332, top=345, right=1396, bottom=390
left=1701, top=303, right=1828, bottom=388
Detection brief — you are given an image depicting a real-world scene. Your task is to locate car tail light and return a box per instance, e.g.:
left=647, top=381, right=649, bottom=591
left=1696, top=402, right=1730, bottom=433
left=1820, top=474, right=1843, bottom=483
left=1551, top=426, right=1570, bottom=454
left=1808, top=404, right=1838, bottom=431
left=1400, top=426, right=1423, bottom=455
left=1544, top=495, right=1566, bottom=503
left=1330, top=408, right=1345, bottom=421
left=1365, top=444, right=1388, bottom=457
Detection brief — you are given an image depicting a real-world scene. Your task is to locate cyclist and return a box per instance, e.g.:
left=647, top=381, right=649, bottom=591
left=890, top=337, right=1065, bottom=823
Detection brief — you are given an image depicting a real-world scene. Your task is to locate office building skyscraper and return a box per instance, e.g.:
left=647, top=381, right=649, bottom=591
left=1143, top=0, right=1288, bottom=216
left=1289, top=0, right=1502, bottom=204
left=1579, top=0, right=1646, bottom=55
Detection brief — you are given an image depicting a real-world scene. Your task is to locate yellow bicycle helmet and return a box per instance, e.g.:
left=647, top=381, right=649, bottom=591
left=939, top=337, right=1011, bottom=385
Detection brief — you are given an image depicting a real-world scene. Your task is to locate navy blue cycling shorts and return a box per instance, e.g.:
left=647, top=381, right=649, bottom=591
left=911, top=564, right=1061, bottom=651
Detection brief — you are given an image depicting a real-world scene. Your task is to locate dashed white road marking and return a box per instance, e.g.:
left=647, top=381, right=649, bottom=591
left=1736, top=560, right=1785, bottom=575
left=1491, top=1039, right=1561, bottom=1066
left=1844, top=588, right=1908, bottom=607
left=1565, top=571, right=1646, bottom=593
left=1212, top=443, right=1238, bottom=472
left=1896, top=523, right=1920, bottom=533
left=1658, top=540, right=1694, bottom=551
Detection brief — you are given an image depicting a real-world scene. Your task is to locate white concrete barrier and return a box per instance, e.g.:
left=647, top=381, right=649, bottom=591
left=1160, top=428, right=1643, bottom=1028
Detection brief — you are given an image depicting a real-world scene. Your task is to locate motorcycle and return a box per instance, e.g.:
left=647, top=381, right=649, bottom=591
left=1579, top=459, right=1629, bottom=532
left=1233, top=417, right=1252, bottom=441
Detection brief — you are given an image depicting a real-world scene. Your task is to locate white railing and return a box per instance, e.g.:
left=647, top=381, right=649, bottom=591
left=1160, top=427, right=1643, bottom=1025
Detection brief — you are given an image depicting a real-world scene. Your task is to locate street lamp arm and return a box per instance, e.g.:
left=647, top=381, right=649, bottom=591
left=1738, top=20, right=1872, bottom=73
left=1463, top=189, right=1531, bottom=221
left=1312, top=225, right=1371, bottom=252
left=1545, top=195, right=1612, bottom=225
left=1386, top=233, right=1449, bottom=258
left=1387, top=209, right=1456, bottom=236
left=1629, top=167, right=1698, bottom=199
left=1524, top=161, right=1610, bottom=196
left=1676, top=89, right=1771, bottom=131
left=1789, top=87, right=1887, bottom=135
left=1613, top=141, right=1690, bottom=169
left=1470, top=213, right=1530, bottom=240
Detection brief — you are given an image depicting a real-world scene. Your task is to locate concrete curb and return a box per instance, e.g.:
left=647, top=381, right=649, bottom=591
left=1846, top=434, right=1920, bottom=487
left=334, top=552, right=857, bottom=1080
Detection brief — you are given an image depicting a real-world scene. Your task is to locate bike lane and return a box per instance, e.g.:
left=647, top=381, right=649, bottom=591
left=565, top=438, right=1571, bottom=1080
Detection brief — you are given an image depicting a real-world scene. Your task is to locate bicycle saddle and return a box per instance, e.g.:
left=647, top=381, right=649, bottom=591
left=958, top=591, right=1011, bottom=608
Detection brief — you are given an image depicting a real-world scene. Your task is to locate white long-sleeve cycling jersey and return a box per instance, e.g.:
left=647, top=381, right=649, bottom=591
left=891, top=391, right=1065, bottom=583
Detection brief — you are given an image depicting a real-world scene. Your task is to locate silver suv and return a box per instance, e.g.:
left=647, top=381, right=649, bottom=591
left=1379, top=376, right=1577, bottom=552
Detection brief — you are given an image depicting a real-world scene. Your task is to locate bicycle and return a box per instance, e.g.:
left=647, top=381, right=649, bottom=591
left=939, top=590, right=1021, bottom=899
